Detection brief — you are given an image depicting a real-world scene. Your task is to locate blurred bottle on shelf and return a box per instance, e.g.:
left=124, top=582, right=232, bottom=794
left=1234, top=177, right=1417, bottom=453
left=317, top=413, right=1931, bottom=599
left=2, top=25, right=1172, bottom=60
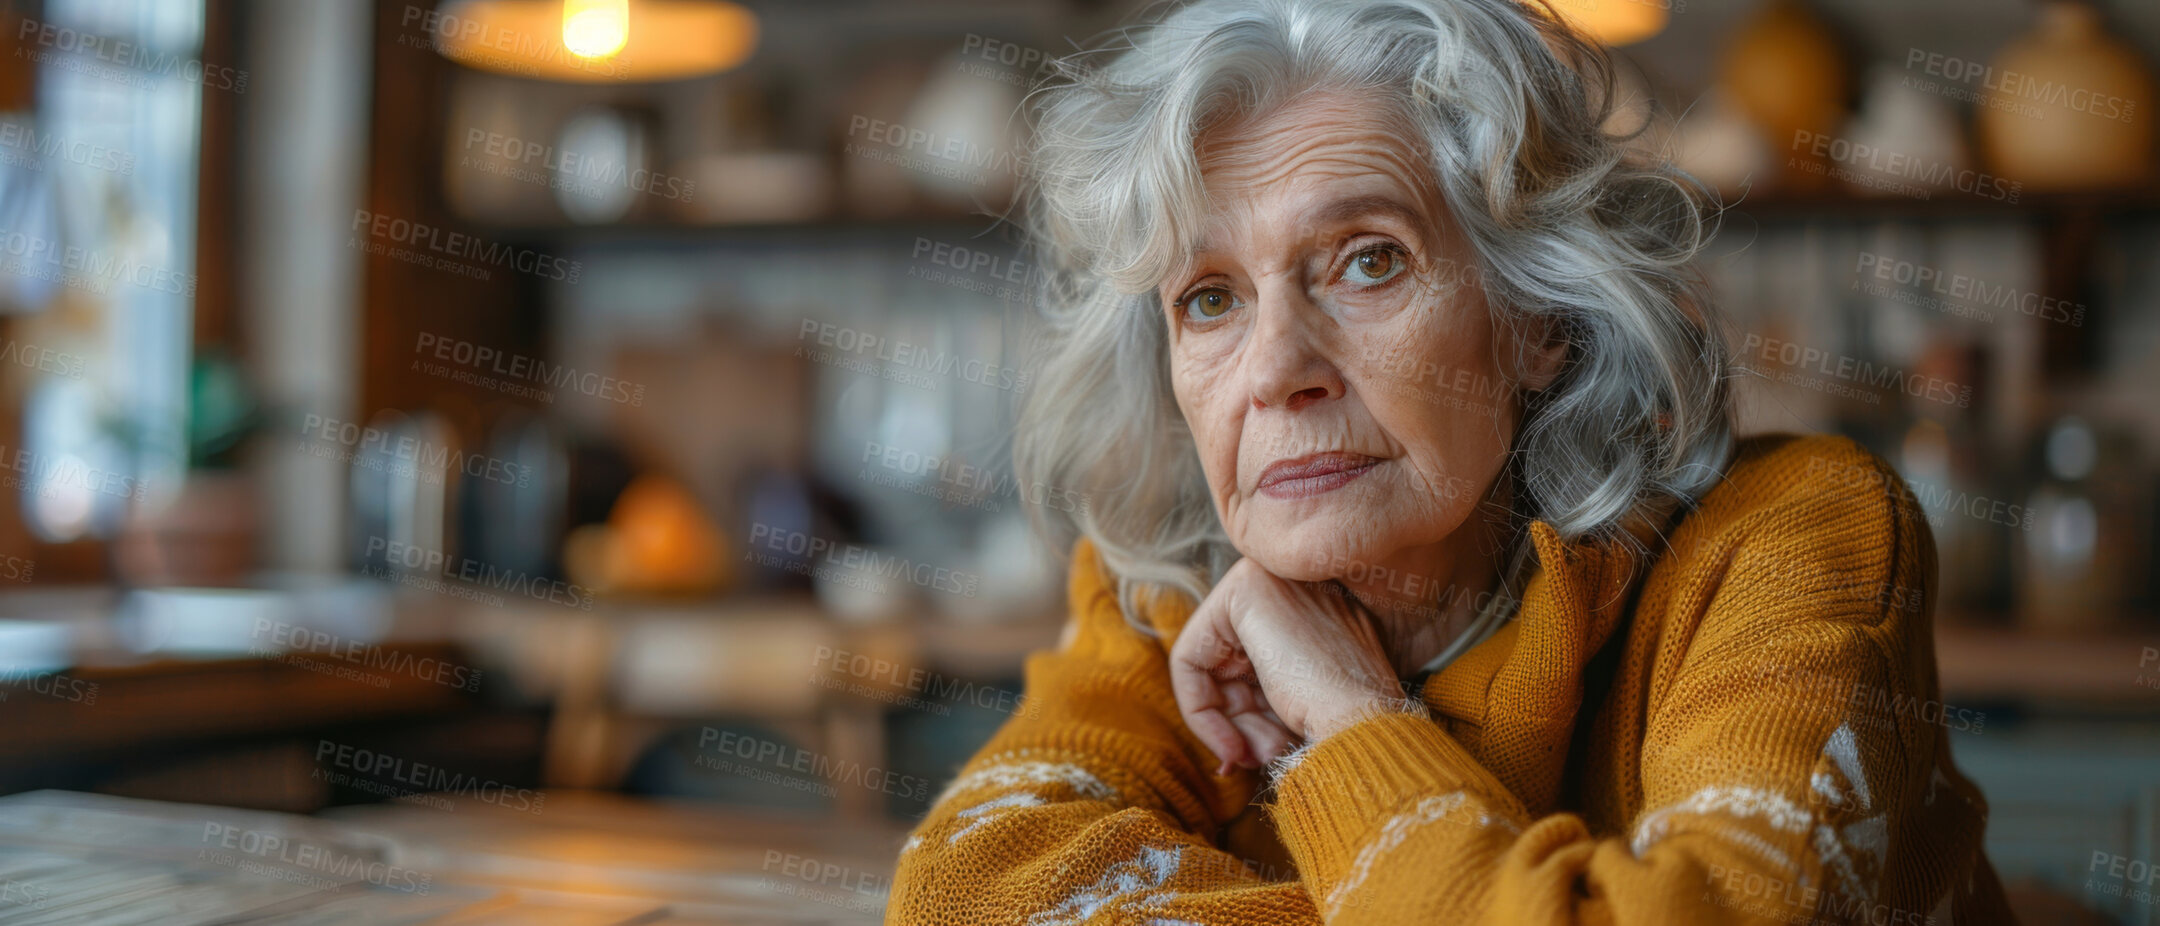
left=1893, top=339, right=2011, bottom=619
left=463, top=411, right=569, bottom=583
left=1898, top=421, right=2001, bottom=619
left=2017, top=416, right=2142, bottom=632
left=349, top=410, right=458, bottom=580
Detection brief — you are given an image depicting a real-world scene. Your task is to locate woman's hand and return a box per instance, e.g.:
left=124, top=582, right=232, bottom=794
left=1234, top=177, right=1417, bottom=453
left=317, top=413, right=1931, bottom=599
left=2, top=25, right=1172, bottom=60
left=1168, top=558, right=1409, bottom=775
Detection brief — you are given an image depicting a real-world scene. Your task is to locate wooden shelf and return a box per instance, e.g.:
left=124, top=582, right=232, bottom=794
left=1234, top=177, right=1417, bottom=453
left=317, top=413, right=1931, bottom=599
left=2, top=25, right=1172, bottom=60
left=1935, top=621, right=2160, bottom=705
left=1719, top=186, right=2160, bottom=222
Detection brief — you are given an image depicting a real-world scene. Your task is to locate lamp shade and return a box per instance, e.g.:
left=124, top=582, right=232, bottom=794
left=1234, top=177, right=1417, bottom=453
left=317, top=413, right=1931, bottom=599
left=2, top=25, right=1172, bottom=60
left=1541, top=0, right=1668, bottom=47
left=432, top=0, right=757, bottom=83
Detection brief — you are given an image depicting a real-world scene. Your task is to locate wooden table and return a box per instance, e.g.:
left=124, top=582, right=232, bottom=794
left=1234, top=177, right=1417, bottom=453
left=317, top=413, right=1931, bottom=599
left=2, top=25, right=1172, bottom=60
left=454, top=595, right=1060, bottom=821
left=0, top=789, right=906, bottom=924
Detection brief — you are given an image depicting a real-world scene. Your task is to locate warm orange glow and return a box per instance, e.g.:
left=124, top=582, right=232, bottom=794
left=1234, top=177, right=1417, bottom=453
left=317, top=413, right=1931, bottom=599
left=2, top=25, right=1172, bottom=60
left=1540, top=0, right=1668, bottom=46
left=435, top=0, right=758, bottom=83
left=563, top=0, right=629, bottom=58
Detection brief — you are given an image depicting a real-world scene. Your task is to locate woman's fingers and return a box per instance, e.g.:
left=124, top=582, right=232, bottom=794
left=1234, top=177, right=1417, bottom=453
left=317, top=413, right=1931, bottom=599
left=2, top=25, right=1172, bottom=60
left=1211, top=673, right=1291, bottom=769
left=1219, top=671, right=1264, bottom=716
left=1170, top=597, right=1260, bottom=774
left=1229, top=709, right=1299, bottom=768
left=1215, top=664, right=1295, bottom=767
left=1192, top=707, right=1252, bottom=775
left=1172, top=569, right=1313, bottom=774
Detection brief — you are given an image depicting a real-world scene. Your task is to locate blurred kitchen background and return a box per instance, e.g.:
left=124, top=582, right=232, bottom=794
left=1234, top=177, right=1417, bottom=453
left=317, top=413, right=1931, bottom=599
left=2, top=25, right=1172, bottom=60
left=0, top=0, right=2153, bottom=922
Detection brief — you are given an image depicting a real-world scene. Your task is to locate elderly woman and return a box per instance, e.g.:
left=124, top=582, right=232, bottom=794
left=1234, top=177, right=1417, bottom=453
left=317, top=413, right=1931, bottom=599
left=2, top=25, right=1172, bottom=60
left=889, top=0, right=2010, bottom=922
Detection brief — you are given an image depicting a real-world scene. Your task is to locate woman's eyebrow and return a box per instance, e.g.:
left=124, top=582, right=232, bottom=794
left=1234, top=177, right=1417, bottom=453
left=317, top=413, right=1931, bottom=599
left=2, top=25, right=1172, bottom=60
left=1180, top=193, right=1427, bottom=262
left=1307, top=194, right=1426, bottom=231
left=1167, top=192, right=1430, bottom=289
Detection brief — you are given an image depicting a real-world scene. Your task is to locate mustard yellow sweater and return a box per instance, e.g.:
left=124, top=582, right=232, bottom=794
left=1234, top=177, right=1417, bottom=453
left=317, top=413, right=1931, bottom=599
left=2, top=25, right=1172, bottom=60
left=889, top=434, right=2014, bottom=924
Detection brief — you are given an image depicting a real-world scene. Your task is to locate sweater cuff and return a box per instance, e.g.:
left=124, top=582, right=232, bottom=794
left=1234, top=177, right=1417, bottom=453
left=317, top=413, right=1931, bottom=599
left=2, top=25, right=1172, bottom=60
left=1268, top=712, right=1523, bottom=914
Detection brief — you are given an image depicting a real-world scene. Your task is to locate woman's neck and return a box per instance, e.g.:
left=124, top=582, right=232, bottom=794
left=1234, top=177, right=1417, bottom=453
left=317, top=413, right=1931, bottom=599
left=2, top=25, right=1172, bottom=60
left=1336, top=486, right=1519, bottom=680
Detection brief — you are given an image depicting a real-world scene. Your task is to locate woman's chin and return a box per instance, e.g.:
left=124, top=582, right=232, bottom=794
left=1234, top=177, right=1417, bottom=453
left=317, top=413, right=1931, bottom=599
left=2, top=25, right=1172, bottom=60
left=1235, top=519, right=1386, bottom=583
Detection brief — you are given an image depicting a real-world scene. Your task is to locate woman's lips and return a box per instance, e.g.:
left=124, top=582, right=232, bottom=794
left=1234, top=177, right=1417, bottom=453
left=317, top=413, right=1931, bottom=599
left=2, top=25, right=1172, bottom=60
left=1255, top=451, right=1380, bottom=500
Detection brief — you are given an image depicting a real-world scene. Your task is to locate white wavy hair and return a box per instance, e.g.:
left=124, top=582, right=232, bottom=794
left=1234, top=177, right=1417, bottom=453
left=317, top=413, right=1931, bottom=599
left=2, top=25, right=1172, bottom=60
left=1012, top=0, right=1736, bottom=627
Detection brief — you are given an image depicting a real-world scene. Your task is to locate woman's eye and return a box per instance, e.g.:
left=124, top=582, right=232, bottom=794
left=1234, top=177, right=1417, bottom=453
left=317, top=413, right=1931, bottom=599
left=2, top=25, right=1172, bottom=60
left=1180, top=288, right=1238, bottom=321
left=1341, top=246, right=1407, bottom=287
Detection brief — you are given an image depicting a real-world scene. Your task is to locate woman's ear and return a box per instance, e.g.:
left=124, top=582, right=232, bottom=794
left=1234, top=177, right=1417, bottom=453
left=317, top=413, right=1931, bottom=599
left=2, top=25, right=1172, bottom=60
left=1515, top=315, right=1569, bottom=393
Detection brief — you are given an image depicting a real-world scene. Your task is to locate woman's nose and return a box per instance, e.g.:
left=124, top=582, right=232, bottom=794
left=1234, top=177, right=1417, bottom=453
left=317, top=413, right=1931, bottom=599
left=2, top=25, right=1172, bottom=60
left=1243, top=285, right=1343, bottom=412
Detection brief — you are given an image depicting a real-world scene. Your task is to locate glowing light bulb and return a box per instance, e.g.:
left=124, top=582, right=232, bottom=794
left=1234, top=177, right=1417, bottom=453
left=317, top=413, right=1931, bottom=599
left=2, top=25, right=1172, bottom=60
left=563, top=0, right=628, bottom=59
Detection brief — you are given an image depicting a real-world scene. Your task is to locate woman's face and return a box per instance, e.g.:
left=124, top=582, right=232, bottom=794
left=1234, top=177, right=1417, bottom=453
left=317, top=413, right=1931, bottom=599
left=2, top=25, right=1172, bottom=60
left=1159, top=91, right=1560, bottom=584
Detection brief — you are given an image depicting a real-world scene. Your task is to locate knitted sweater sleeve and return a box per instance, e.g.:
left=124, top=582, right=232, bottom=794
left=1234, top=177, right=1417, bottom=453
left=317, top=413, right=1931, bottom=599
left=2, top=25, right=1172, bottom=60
left=886, top=538, right=1323, bottom=924
left=1263, top=442, right=1982, bottom=925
